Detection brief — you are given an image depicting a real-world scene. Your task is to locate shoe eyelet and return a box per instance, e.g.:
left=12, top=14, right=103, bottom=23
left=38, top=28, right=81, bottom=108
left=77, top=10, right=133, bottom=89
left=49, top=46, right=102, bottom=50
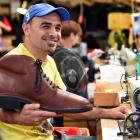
left=50, top=81, right=52, bottom=85
left=46, top=77, right=49, bottom=81
left=43, top=74, right=46, bottom=78
left=52, top=84, right=56, bottom=88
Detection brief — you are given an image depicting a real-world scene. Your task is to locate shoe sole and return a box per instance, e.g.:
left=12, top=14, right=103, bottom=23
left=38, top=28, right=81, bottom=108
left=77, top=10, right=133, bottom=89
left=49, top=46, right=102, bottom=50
left=0, top=95, right=32, bottom=111
left=0, top=95, right=92, bottom=113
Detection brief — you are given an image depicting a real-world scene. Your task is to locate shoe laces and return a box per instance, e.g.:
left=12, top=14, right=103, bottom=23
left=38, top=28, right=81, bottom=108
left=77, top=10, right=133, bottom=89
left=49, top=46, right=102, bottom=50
left=34, top=59, right=42, bottom=93
left=34, top=59, right=56, bottom=92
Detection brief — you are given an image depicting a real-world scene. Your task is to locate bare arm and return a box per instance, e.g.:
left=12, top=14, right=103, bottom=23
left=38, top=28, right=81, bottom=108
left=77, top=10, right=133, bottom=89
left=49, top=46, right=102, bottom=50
left=64, top=106, right=128, bottom=120
left=0, top=103, right=58, bottom=126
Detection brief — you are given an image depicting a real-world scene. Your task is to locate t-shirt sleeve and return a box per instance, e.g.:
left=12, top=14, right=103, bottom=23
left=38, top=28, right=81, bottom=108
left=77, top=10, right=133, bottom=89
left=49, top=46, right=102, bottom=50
left=47, top=55, right=66, bottom=91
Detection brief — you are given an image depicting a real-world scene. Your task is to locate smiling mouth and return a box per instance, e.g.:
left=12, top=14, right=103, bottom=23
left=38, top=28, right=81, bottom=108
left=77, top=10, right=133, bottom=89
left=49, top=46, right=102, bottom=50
left=47, top=41, right=57, bottom=47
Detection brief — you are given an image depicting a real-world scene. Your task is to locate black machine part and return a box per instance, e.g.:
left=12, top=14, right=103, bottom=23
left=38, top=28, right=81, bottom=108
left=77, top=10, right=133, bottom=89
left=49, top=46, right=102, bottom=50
left=133, top=87, right=140, bottom=111
left=123, top=112, right=140, bottom=138
left=51, top=47, right=87, bottom=92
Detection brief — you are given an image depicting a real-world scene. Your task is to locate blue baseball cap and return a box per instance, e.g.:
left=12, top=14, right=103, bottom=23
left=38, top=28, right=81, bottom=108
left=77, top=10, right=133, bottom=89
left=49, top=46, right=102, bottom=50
left=23, top=3, right=70, bottom=24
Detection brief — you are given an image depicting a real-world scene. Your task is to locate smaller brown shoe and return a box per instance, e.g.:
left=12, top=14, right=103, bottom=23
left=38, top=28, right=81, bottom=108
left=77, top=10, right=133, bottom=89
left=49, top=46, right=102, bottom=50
left=0, top=55, right=92, bottom=113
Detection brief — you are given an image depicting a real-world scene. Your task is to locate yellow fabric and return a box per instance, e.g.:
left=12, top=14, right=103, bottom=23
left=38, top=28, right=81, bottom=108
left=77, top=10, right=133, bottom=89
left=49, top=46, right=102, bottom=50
left=0, top=43, right=66, bottom=140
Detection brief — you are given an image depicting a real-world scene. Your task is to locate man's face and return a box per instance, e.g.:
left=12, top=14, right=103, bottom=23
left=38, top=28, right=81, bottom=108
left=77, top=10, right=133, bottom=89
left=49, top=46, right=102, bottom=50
left=23, top=12, right=62, bottom=53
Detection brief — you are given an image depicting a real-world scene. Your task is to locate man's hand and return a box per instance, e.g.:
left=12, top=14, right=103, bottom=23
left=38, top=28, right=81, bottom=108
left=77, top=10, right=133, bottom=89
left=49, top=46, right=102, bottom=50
left=64, top=105, right=129, bottom=120
left=107, top=105, right=129, bottom=119
left=0, top=103, right=59, bottom=126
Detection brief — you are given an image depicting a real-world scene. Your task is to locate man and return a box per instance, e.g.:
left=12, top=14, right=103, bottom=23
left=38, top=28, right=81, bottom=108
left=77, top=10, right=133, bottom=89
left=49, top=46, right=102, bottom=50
left=0, top=3, right=128, bottom=140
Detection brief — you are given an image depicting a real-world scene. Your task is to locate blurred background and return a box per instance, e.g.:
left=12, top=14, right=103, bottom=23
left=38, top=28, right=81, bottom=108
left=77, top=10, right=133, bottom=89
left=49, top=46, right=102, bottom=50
left=0, top=0, right=139, bottom=50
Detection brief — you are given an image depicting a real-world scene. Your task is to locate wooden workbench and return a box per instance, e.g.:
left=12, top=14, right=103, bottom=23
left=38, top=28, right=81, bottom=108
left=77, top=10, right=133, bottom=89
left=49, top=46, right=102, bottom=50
left=96, top=119, right=122, bottom=140
left=96, top=119, right=140, bottom=140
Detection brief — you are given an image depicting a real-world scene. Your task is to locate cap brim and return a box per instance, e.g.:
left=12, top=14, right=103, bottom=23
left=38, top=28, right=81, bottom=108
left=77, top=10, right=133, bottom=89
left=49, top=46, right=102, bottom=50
left=35, top=7, right=70, bottom=21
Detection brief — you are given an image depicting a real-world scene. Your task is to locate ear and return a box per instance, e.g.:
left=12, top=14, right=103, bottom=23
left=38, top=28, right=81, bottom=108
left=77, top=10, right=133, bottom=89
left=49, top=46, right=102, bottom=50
left=22, top=24, right=30, bottom=36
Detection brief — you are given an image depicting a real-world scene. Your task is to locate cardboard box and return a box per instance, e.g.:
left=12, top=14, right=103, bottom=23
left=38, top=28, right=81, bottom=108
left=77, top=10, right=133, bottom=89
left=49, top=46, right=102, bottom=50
left=94, top=92, right=120, bottom=107
left=108, top=12, right=131, bottom=29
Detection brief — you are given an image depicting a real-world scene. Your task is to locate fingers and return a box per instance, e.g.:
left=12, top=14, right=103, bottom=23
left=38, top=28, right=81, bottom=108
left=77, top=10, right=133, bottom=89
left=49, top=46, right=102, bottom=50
left=14, top=103, right=58, bottom=125
left=32, top=110, right=57, bottom=118
left=120, top=105, right=132, bottom=115
left=108, top=106, right=126, bottom=119
left=23, top=103, right=40, bottom=110
left=118, top=106, right=129, bottom=116
left=114, top=106, right=128, bottom=119
left=118, top=112, right=126, bottom=119
left=22, top=103, right=57, bottom=117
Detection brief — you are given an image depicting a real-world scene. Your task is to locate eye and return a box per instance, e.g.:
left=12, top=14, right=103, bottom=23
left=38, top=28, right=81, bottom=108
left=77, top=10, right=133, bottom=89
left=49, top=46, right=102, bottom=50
left=42, top=25, right=50, bottom=29
left=55, top=26, right=61, bottom=32
left=40, top=23, right=50, bottom=29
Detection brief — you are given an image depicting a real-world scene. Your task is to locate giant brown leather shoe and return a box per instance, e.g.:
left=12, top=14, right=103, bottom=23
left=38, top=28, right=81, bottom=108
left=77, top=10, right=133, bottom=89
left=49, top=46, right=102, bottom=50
left=0, top=55, right=92, bottom=113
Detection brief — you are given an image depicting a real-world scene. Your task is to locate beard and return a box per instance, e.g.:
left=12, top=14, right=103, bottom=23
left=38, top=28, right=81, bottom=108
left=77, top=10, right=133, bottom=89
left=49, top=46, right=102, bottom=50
left=44, top=44, right=57, bottom=54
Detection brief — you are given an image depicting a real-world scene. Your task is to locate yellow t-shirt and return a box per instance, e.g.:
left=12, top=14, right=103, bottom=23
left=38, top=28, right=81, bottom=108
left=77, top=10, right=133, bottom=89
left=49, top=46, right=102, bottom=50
left=0, top=43, right=66, bottom=140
